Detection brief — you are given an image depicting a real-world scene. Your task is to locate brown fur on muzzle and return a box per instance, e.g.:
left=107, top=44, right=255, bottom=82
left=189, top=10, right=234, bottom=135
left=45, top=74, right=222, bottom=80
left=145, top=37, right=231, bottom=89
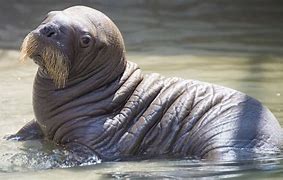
left=20, top=33, right=69, bottom=88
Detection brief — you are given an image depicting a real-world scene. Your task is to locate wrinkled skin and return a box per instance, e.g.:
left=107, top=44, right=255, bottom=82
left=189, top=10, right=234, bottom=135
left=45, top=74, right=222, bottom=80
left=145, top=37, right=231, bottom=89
left=9, top=6, right=283, bottom=162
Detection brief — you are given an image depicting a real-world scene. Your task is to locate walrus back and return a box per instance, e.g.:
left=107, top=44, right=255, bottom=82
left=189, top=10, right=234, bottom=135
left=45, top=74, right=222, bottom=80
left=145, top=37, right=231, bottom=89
left=114, top=69, right=283, bottom=160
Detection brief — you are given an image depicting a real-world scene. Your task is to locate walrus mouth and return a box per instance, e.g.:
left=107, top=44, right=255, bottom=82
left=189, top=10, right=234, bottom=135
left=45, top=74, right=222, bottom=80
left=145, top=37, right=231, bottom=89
left=20, top=33, right=69, bottom=88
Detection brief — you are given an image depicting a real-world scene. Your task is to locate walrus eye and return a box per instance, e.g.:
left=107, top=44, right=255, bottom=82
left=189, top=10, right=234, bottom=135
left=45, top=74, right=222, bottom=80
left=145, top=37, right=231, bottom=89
left=80, top=35, right=92, bottom=48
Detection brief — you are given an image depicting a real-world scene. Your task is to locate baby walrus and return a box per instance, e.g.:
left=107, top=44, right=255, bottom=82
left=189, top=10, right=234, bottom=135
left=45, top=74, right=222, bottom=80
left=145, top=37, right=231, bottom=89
left=9, top=6, right=283, bottom=162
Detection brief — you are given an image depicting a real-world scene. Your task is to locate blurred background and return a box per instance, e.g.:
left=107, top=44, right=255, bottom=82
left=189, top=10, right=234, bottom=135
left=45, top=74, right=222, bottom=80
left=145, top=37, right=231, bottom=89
left=0, top=1, right=283, bottom=179
left=1, top=0, right=283, bottom=56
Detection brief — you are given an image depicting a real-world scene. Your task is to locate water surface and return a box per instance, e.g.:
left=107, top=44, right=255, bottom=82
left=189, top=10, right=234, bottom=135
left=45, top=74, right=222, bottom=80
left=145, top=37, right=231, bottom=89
left=0, top=0, right=283, bottom=179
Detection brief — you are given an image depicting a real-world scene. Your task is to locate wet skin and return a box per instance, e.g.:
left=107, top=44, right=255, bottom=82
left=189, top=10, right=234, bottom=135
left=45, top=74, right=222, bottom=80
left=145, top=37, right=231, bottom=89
left=8, top=6, right=283, bottom=162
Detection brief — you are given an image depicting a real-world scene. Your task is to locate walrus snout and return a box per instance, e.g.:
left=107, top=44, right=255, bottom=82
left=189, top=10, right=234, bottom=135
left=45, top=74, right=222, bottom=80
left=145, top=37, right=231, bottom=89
left=20, top=31, right=70, bottom=88
left=39, top=24, right=57, bottom=38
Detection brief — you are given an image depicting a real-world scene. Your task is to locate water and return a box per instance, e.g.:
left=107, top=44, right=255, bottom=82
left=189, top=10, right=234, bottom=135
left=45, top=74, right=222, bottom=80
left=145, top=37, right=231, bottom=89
left=1, top=0, right=283, bottom=179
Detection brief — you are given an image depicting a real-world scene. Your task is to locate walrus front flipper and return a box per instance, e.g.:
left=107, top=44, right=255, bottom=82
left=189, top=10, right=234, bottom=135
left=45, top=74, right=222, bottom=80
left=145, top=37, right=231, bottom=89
left=63, top=142, right=101, bottom=166
left=5, top=120, right=44, bottom=141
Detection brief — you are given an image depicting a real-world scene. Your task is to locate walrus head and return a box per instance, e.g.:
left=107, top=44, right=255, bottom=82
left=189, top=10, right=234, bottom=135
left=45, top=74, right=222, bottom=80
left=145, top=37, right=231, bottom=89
left=20, top=6, right=126, bottom=88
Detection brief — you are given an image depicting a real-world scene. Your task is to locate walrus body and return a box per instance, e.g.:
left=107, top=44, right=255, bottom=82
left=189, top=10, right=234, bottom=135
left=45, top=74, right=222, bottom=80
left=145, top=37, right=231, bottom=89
left=10, top=6, right=283, bottom=161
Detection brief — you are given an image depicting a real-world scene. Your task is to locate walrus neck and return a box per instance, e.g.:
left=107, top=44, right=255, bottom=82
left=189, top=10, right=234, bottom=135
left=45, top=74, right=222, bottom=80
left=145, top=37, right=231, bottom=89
left=33, top=61, right=143, bottom=139
left=35, top=56, right=127, bottom=91
left=67, top=53, right=127, bottom=89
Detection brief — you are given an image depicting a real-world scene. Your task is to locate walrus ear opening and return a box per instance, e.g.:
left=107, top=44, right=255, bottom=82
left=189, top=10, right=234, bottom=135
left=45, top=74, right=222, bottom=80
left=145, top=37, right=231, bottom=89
left=97, top=42, right=105, bottom=51
left=95, top=37, right=107, bottom=51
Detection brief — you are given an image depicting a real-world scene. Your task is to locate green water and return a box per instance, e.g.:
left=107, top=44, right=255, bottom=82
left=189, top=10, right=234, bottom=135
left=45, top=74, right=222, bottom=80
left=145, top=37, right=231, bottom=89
left=0, top=0, right=283, bottom=179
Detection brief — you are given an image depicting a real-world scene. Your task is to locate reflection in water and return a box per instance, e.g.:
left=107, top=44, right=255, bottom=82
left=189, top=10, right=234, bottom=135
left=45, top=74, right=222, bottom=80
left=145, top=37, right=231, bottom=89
left=1, top=150, right=283, bottom=179
left=0, top=0, right=283, bottom=179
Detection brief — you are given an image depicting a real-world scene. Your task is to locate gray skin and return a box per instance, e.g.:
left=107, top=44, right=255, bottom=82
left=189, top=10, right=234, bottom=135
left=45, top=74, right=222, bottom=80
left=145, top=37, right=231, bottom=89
left=9, top=6, right=283, bottom=161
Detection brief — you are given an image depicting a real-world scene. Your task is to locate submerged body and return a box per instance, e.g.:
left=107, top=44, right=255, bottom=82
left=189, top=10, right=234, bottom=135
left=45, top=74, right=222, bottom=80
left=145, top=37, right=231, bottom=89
left=10, top=6, right=283, bottom=162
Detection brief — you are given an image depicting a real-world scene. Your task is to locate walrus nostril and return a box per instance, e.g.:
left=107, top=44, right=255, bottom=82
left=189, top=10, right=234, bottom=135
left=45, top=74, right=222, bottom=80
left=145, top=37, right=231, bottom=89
left=40, top=26, right=56, bottom=38
left=47, top=31, right=56, bottom=37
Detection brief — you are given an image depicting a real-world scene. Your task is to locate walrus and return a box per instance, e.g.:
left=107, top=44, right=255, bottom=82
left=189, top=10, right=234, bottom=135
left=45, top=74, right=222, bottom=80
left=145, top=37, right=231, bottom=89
left=8, top=6, right=283, bottom=162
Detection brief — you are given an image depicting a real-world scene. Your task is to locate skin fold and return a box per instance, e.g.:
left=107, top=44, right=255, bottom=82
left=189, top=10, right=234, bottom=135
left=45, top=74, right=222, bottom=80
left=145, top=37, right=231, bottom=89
left=8, top=6, right=283, bottom=162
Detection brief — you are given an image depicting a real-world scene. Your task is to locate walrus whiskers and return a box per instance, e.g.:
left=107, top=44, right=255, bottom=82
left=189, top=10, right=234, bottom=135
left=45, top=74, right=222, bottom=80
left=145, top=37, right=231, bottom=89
left=20, top=33, right=69, bottom=88
left=41, top=45, right=69, bottom=88
left=20, top=33, right=39, bottom=63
